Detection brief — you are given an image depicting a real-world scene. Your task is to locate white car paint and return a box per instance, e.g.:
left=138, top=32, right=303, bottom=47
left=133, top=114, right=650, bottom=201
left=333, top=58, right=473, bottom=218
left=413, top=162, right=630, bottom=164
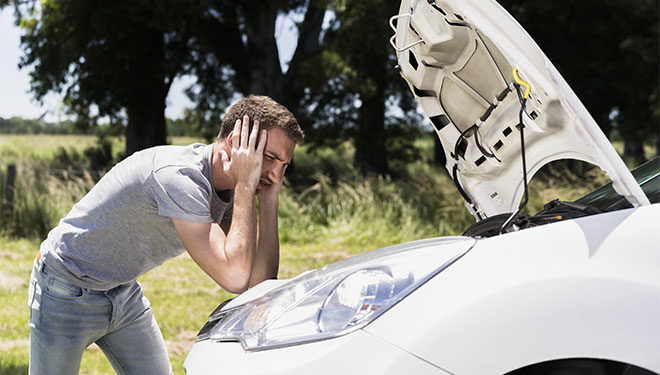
left=185, top=328, right=451, bottom=374
left=363, top=205, right=660, bottom=374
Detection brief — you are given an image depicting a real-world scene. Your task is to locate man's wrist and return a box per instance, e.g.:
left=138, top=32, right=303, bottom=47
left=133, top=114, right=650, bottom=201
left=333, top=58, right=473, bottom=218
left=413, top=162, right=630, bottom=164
left=235, top=182, right=258, bottom=194
left=257, top=194, right=278, bottom=211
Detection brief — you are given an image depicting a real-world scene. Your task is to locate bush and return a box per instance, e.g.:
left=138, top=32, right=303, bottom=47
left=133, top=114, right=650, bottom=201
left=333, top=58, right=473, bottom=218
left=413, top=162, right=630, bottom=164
left=0, top=135, right=610, bottom=246
left=0, top=137, right=114, bottom=239
left=0, top=158, right=95, bottom=239
left=279, top=164, right=474, bottom=249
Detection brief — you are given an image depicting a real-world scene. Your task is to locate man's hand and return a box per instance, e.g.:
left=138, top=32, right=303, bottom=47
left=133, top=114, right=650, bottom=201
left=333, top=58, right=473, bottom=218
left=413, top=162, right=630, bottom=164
left=256, top=178, right=283, bottom=204
left=221, top=116, right=267, bottom=192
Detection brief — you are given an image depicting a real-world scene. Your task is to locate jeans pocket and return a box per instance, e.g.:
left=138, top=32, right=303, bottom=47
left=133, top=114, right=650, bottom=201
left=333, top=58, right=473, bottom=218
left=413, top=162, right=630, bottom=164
left=43, top=273, right=84, bottom=299
left=28, top=278, right=42, bottom=328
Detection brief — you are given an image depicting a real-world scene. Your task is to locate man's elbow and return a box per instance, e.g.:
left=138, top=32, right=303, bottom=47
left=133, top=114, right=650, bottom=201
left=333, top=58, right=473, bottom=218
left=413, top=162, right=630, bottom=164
left=224, top=271, right=276, bottom=293
left=220, top=268, right=252, bottom=294
left=224, top=283, right=249, bottom=294
left=218, top=248, right=254, bottom=293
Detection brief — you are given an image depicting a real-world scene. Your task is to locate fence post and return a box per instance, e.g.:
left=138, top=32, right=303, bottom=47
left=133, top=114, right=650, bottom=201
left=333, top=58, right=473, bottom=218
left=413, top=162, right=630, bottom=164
left=0, top=168, right=3, bottom=220
left=6, top=164, right=16, bottom=214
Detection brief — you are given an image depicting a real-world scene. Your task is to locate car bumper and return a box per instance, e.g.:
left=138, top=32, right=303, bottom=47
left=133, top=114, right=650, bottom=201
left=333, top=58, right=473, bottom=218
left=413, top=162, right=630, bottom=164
left=184, top=329, right=451, bottom=375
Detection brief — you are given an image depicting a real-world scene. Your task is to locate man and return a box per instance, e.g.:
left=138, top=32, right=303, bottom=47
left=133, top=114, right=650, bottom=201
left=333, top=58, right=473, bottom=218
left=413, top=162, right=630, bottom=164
left=27, top=95, right=304, bottom=374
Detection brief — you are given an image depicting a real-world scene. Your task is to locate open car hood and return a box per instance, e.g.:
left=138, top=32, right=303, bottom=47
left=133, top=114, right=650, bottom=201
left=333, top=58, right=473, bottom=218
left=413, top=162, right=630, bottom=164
left=390, top=0, right=650, bottom=220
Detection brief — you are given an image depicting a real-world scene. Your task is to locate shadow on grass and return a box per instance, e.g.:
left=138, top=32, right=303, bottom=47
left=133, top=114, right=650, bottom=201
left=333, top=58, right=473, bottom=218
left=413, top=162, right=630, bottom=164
left=0, top=363, right=28, bottom=375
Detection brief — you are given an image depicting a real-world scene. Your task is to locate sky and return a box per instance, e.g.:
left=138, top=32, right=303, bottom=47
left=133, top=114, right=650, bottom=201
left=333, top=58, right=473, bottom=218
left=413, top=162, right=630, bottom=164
left=0, top=7, right=298, bottom=122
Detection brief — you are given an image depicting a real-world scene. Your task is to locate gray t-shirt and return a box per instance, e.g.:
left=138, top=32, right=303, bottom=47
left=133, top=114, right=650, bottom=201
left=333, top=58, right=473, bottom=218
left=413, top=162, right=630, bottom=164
left=40, top=143, right=233, bottom=290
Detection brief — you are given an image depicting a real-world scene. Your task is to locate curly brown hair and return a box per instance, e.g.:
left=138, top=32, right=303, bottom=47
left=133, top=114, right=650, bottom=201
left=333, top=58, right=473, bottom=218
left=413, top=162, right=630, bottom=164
left=217, top=95, right=304, bottom=144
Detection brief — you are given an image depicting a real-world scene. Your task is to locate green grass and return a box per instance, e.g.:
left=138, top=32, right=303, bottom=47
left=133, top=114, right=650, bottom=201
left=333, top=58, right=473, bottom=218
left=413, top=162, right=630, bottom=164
left=0, top=134, right=203, bottom=161
left=0, top=237, right=35, bottom=375
left=0, top=234, right=213, bottom=374
left=0, top=236, right=391, bottom=374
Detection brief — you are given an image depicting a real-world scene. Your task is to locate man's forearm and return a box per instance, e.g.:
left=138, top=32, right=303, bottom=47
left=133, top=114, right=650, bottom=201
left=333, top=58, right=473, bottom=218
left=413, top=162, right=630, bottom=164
left=223, top=184, right=258, bottom=288
left=174, top=183, right=258, bottom=295
left=250, top=197, right=280, bottom=287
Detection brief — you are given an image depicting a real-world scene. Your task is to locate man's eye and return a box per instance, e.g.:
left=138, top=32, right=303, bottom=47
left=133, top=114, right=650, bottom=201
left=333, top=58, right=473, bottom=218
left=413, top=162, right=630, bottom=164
left=265, top=155, right=275, bottom=160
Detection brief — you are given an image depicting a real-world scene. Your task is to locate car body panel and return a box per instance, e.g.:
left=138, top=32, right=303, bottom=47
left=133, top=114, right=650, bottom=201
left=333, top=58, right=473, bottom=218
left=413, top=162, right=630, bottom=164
left=184, top=329, right=451, bottom=375
left=363, top=204, right=660, bottom=374
left=391, top=0, right=649, bottom=218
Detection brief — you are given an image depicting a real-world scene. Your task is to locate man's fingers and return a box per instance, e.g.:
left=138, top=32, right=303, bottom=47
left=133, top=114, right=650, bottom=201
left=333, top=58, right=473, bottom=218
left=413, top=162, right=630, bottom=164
left=220, top=150, right=230, bottom=170
left=240, top=115, right=249, bottom=149
left=257, top=129, right=267, bottom=154
left=248, top=120, right=260, bottom=150
left=232, top=120, right=241, bottom=149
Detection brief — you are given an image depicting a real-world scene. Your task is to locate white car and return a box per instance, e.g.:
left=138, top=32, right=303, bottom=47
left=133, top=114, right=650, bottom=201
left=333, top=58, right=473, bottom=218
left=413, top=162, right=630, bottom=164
left=184, top=0, right=660, bottom=374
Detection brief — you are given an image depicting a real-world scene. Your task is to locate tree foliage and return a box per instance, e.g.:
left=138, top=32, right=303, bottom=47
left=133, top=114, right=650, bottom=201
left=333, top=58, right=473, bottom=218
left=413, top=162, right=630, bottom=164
left=181, top=0, right=326, bottom=141
left=8, top=0, right=210, bottom=156
left=0, top=116, right=74, bottom=134
left=2, top=0, right=656, bottom=170
left=498, top=0, right=659, bottom=164
left=299, top=0, right=424, bottom=176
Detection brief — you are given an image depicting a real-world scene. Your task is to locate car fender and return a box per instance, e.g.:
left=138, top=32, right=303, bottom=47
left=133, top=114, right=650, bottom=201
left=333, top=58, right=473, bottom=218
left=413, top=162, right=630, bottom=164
left=363, top=204, right=660, bottom=374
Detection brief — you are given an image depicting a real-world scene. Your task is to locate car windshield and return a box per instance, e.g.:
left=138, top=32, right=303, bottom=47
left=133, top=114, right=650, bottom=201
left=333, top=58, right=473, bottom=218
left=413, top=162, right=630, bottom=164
left=576, top=156, right=660, bottom=211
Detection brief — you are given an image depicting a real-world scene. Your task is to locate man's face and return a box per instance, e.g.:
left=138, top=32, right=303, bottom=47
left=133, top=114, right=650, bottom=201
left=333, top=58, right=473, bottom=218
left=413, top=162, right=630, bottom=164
left=258, top=126, right=296, bottom=190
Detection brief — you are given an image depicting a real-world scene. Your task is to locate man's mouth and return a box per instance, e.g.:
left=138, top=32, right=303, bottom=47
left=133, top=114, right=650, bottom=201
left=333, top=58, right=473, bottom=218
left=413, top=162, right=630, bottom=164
left=258, top=179, right=271, bottom=189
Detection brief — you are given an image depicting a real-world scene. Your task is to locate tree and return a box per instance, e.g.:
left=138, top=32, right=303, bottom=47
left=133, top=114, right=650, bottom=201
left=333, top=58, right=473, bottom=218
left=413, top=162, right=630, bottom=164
left=182, top=0, right=424, bottom=177
left=5, top=0, right=425, bottom=174
left=4, top=0, right=210, bottom=156
left=0, top=116, right=75, bottom=134
left=300, top=0, right=423, bottom=176
left=498, top=0, right=659, bottom=165
left=182, top=0, right=327, bottom=140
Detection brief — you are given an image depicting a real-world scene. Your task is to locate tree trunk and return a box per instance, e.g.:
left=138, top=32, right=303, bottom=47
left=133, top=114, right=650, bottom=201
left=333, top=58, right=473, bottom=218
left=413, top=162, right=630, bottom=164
left=280, top=1, right=326, bottom=111
left=623, top=138, right=646, bottom=168
left=125, top=95, right=167, bottom=157
left=123, top=28, right=168, bottom=157
left=243, top=3, right=282, bottom=97
left=355, top=90, right=388, bottom=176
left=241, top=1, right=325, bottom=109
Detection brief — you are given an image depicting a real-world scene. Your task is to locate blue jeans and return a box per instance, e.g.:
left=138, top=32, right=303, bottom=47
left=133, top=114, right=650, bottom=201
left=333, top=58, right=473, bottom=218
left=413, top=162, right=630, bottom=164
left=28, top=259, right=173, bottom=375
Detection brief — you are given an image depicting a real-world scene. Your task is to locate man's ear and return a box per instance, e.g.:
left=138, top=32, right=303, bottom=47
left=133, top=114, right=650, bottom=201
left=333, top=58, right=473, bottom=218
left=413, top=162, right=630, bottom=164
left=227, top=130, right=235, bottom=148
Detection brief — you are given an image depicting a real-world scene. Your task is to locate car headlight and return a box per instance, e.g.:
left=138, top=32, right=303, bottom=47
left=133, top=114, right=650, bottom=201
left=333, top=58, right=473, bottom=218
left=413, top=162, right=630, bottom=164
left=196, top=237, right=475, bottom=351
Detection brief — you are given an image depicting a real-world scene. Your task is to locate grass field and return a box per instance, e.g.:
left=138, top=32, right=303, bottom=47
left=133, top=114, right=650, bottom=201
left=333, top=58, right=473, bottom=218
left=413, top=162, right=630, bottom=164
left=0, top=234, right=372, bottom=374
left=0, top=134, right=204, bottom=162
left=0, top=134, right=616, bottom=373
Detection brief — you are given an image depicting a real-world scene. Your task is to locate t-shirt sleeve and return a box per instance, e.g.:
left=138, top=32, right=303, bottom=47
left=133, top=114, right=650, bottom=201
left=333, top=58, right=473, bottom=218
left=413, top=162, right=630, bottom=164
left=148, top=166, right=214, bottom=223
left=220, top=194, right=233, bottom=228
